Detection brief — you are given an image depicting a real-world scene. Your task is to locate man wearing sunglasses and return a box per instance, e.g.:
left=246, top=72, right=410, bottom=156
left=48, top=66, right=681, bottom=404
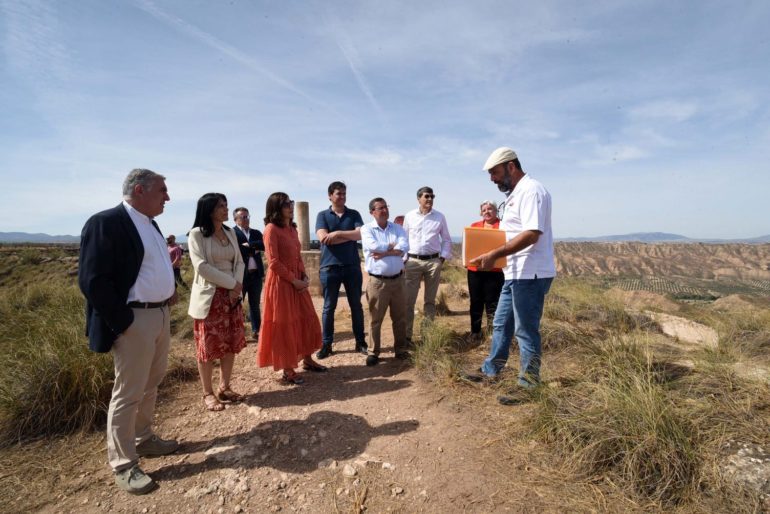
left=403, top=186, right=452, bottom=345
left=466, top=148, right=556, bottom=403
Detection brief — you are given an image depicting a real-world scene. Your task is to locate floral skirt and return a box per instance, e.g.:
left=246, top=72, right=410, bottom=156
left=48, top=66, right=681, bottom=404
left=194, top=287, right=246, bottom=362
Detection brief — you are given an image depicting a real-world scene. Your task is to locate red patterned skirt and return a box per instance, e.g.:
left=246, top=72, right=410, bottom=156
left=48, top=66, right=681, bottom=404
left=194, top=288, right=247, bottom=362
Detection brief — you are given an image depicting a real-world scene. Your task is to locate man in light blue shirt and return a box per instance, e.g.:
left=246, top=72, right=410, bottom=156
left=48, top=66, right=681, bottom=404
left=360, top=197, right=410, bottom=366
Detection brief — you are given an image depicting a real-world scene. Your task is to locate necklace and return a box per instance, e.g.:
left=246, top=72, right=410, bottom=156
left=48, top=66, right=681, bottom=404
left=214, top=230, right=229, bottom=247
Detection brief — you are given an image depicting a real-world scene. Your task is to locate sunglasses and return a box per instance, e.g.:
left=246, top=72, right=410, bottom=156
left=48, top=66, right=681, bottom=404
left=281, top=200, right=295, bottom=208
left=422, top=194, right=435, bottom=199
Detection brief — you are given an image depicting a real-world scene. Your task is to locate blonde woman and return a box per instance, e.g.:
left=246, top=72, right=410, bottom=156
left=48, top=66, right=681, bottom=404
left=466, top=201, right=505, bottom=341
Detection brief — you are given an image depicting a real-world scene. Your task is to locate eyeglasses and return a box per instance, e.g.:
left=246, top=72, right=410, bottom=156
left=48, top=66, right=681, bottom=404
left=281, top=200, right=295, bottom=208
left=372, top=205, right=389, bottom=212
left=422, top=194, right=435, bottom=199
left=238, top=214, right=250, bottom=220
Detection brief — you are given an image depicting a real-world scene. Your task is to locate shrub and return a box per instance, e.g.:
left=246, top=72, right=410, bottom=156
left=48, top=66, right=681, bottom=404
left=0, top=283, right=113, bottom=445
left=439, top=263, right=466, bottom=286
left=413, top=320, right=462, bottom=381
left=545, top=279, right=657, bottom=335
left=532, top=337, right=700, bottom=506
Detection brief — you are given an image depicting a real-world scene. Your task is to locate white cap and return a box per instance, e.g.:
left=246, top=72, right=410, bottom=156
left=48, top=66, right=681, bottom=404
left=483, top=147, right=518, bottom=171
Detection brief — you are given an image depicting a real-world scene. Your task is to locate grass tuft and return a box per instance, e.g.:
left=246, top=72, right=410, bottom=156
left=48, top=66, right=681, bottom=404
left=413, top=320, right=463, bottom=381
left=532, top=337, right=700, bottom=506
left=0, top=283, right=113, bottom=445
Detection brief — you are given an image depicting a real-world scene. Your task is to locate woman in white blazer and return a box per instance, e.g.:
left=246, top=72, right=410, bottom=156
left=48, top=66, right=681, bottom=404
left=188, top=193, right=247, bottom=412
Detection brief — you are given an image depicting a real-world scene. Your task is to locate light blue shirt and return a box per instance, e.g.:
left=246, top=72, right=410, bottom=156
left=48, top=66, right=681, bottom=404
left=361, top=220, right=409, bottom=276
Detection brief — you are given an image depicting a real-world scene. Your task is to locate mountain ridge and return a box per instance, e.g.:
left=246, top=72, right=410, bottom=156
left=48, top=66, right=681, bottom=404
left=2, top=231, right=769, bottom=245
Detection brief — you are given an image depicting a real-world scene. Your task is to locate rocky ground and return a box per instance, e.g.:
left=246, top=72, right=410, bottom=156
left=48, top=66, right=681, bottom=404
left=14, top=294, right=543, bottom=514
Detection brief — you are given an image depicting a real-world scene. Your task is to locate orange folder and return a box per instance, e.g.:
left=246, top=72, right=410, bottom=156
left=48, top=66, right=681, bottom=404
left=462, top=226, right=507, bottom=268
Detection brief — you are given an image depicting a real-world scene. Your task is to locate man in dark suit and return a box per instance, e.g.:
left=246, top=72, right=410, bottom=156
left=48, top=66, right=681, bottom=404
left=78, top=168, right=179, bottom=495
left=233, top=206, right=265, bottom=341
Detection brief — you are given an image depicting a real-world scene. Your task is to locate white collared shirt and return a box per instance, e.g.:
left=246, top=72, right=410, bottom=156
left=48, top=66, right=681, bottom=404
left=402, top=208, right=452, bottom=259
left=500, top=175, right=556, bottom=280
left=123, top=201, right=175, bottom=302
left=235, top=225, right=259, bottom=271
left=361, top=220, right=409, bottom=276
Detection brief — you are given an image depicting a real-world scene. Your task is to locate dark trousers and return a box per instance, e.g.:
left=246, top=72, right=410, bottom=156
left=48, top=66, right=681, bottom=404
left=320, top=264, right=366, bottom=347
left=467, top=269, right=505, bottom=334
left=243, top=270, right=263, bottom=334
left=173, top=267, right=186, bottom=287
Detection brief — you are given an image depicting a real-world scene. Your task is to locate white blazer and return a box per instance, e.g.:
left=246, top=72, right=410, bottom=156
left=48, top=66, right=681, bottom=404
left=187, top=226, right=245, bottom=320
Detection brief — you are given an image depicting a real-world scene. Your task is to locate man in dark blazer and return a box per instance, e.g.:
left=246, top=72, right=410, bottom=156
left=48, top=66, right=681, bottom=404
left=233, top=206, right=265, bottom=340
left=78, top=169, right=179, bottom=495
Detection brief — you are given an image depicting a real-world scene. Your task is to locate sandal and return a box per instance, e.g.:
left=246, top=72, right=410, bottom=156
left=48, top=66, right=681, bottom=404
left=302, top=361, right=328, bottom=373
left=281, top=372, right=305, bottom=385
left=203, top=393, right=225, bottom=411
left=216, top=386, right=244, bottom=403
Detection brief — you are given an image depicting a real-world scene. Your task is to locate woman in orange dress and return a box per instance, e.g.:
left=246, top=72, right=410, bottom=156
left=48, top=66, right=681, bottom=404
left=258, top=192, right=326, bottom=384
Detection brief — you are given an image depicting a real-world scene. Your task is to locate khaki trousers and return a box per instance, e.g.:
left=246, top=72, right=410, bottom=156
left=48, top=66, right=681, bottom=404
left=107, top=306, right=171, bottom=471
left=366, top=275, right=407, bottom=355
left=404, top=257, right=443, bottom=340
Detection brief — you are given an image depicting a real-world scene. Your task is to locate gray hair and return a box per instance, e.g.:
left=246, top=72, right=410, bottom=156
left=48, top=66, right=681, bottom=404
left=122, top=168, right=165, bottom=198
left=479, top=200, right=498, bottom=214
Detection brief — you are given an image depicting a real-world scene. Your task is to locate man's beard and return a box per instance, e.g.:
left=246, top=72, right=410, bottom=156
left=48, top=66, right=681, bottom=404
left=496, top=173, right=514, bottom=193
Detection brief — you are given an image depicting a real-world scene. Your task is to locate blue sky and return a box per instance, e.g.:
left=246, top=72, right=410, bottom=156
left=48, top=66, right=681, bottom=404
left=1, top=0, right=768, bottom=239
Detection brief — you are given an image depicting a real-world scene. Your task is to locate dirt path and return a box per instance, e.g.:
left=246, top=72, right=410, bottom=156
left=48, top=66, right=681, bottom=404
left=33, top=296, right=531, bottom=514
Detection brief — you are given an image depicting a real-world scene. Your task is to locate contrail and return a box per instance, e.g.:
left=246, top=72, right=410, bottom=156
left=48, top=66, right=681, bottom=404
left=327, top=14, right=385, bottom=122
left=134, top=0, right=332, bottom=111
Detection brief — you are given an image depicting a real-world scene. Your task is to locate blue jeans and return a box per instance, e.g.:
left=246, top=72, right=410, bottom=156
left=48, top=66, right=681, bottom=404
left=320, top=264, right=366, bottom=347
left=243, top=271, right=262, bottom=334
left=482, top=277, right=553, bottom=386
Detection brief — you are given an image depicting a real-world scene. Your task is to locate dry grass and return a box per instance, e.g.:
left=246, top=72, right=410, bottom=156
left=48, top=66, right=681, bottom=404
left=412, top=319, right=463, bottom=382
left=533, top=337, right=700, bottom=506
left=439, top=261, right=466, bottom=286
left=0, top=248, right=197, bottom=446
left=417, top=275, right=770, bottom=510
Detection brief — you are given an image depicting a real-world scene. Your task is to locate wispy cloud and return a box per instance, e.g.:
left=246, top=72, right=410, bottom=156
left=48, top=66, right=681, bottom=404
left=629, top=99, right=698, bottom=123
left=0, top=0, right=70, bottom=84
left=326, top=13, right=386, bottom=122
left=133, top=0, right=333, bottom=112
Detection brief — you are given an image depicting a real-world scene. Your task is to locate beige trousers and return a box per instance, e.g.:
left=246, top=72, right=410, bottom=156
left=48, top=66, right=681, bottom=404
left=366, top=275, right=407, bottom=356
left=107, top=306, right=171, bottom=471
left=404, top=257, right=443, bottom=340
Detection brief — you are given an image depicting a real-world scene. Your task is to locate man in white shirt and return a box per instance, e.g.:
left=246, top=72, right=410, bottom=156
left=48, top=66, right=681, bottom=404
left=360, top=197, right=410, bottom=366
left=233, top=207, right=265, bottom=341
left=466, top=148, right=556, bottom=402
left=402, top=186, right=452, bottom=344
left=79, top=169, right=179, bottom=494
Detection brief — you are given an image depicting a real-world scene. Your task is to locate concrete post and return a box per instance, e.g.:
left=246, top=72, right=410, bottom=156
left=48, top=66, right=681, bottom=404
left=296, top=201, right=310, bottom=251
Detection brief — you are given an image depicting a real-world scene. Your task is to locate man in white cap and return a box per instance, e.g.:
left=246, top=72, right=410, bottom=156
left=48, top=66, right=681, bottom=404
left=464, top=148, right=556, bottom=404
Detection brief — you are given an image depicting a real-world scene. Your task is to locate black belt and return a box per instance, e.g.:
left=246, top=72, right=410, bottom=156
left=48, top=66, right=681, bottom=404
left=408, top=253, right=439, bottom=260
left=128, top=299, right=171, bottom=309
left=369, top=271, right=403, bottom=280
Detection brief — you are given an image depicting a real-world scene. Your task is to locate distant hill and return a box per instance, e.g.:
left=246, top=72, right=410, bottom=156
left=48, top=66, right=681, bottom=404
left=557, top=232, right=770, bottom=244
left=2, top=231, right=768, bottom=245
left=0, top=232, right=80, bottom=244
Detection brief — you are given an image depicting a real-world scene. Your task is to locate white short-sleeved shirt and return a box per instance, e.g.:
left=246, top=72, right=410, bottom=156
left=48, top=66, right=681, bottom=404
left=500, top=175, right=556, bottom=280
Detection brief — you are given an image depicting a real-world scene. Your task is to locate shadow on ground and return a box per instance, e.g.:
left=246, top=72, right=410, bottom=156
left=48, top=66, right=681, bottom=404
left=154, top=410, right=419, bottom=479
left=246, top=361, right=413, bottom=409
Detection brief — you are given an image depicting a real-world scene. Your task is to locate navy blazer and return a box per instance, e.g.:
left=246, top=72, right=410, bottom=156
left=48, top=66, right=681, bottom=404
left=234, top=225, right=265, bottom=281
left=78, top=203, right=160, bottom=353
